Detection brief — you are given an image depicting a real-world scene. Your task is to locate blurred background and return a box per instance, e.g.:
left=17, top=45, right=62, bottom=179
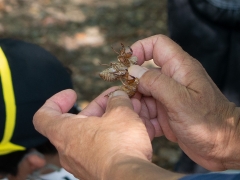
left=0, top=0, right=181, bottom=171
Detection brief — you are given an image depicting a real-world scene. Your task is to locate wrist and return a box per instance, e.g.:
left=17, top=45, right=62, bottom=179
left=222, top=106, right=240, bottom=169
left=104, top=154, right=185, bottom=180
left=101, top=152, right=148, bottom=180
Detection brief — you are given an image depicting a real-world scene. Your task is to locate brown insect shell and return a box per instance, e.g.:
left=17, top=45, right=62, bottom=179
left=117, top=56, right=131, bottom=67
left=119, top=78, right=139, bottom=97
left=117, top=53, right=137, bottom=67
left=100, top=43, right=138, bottom=97
left=99, top=67, right=120, bottom=81
left=111, top=62, right=128, bottom=71
left=110, top=62, right=128, bottom=76
left=99, top=62, right=128, bottom=82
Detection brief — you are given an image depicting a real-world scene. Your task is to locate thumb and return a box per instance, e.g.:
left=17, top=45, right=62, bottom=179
left=33, top=89, right=77, bottom=136
left=128, top=65, right=186, bottom=105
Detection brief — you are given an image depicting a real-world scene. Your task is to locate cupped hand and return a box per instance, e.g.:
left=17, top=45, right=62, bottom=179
left=129, top=34, right=240, bottom=171
left=33, top=88, right=152, bottom=180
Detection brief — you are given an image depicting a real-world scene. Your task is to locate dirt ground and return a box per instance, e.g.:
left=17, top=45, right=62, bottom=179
left=0, top=0, right=181, bottom=171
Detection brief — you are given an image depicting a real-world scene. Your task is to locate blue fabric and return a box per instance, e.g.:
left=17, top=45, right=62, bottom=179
left=187, top=0, right=240, bottom=29
left=180, top=173, right=240, bottom=180
left=207, top=0, right=240, bottom=10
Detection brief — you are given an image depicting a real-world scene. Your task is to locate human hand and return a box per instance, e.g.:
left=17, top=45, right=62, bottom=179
left=128, top=35, right=240, bottom=171
left=33, top=88, right=152, bottom=180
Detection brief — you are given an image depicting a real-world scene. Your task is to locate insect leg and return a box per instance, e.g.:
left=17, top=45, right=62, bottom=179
left=111, top=46, right=120, bottom=55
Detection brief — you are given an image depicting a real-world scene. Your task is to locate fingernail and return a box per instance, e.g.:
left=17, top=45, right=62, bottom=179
left=128, top=65, right=148, bottom=79
left=110, top=90, right=128, bottom=98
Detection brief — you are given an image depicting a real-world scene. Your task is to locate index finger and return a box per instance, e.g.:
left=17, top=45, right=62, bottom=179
left=131, top=34, right=189, bottom=69
left=130, top=34, right=203, bottom=82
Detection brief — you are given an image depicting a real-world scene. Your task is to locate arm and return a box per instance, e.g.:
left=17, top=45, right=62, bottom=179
left=33, top=34, right=240, bottom=179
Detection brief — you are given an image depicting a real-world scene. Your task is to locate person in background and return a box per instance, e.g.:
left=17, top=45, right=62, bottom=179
left=33, top=35, right=240, bottom=180
left=0, top=38, right=80, bottom=180
left=168, top=0, right=240, bottom=173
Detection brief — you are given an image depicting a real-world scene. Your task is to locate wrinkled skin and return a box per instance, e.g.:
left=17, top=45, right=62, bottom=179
left=129, top=35, right=240, bottom=171
left=33, top=89, right=153, bottom=179
left=33, top=35, right=240, bottom=180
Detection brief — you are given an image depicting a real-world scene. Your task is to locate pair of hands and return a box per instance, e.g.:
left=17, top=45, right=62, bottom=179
left=33, top=35, right=240, bottom=179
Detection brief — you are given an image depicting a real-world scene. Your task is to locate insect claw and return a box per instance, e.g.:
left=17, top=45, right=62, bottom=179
left=128, top=46, right=133, bottom=53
